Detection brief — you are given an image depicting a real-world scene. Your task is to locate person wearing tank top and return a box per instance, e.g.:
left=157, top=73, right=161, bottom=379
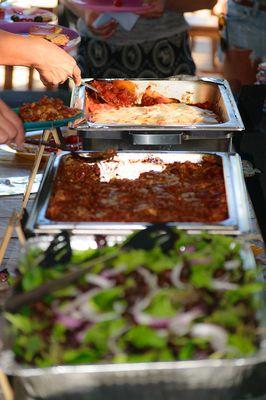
left=65, top=0, right=217, bottom=78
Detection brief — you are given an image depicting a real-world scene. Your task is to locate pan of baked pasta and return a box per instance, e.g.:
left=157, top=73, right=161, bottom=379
left=70, top=77, right=244, bottom=132
left=25, top=150, right=251, bottom=235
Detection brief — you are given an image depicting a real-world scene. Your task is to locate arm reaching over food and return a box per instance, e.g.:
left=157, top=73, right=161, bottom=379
left=0, top=29, right=81, bottom=86
left=0, top=99, right=24, bottom=146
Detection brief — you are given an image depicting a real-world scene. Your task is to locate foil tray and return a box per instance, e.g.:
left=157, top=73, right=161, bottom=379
left=25, top=151, right=251, bottom=235
left=1, top=236, right=265, bottom=400
left=70, top=76, right=244, bottom=133
left=1, top=353, right=266, bottom=400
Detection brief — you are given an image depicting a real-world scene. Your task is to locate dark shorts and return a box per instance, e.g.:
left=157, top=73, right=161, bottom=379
left=77, top=31, right=196, bottom=78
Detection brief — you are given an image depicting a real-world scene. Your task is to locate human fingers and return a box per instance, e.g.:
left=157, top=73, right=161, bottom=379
left=90, top=21, right=117, bottom=36
left=0, top=100, right=24, bottom=145
left=0, top=130, right=10, bottom=145
left=0, top=114, right=18, bottom=144
left=37, top=68, right=65, bottom=87
left=72, top=64, right=82, bottom=86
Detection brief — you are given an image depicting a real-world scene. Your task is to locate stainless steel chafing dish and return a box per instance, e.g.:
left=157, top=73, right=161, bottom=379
left=25, top=151, right=251, bottom=235
left=70, top=77, right=244, bottom=151
left=1, top=236, right=265, bottom=400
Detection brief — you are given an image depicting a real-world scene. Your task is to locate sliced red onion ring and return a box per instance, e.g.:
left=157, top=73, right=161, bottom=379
left=108, top=326, right=129, bottom=355
left=101, top=266, right=125, bottom=278
left=224, top=260, right=241, bottom=270
left=61, top=288, right=101, bottom=313
left=132, top=291, right=156, bottom=314
left=56, top=314, right=84, bottom=329
left=85, top=274, right=114, bottom=288
left=138, top=267, right=158, bottom=289
left=134, top=311, right=170, bottom=328
left=211, top=280, right=239, bottom=291
left=171, top=263, right=185, bottom=288
left=191, top=323, right=228, bottom=352
left=169, top=309, right=203, bottom=335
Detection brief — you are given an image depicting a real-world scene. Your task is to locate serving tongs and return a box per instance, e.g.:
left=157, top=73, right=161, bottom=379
left=24, top=139, right=111, bottom=163
left=5, top=225, right=177, bottom=312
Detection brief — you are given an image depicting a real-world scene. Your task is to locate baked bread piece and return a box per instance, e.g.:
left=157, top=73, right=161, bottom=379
left=29, top=24, right=62, bottom=35
left=44, top=33, right=69, bottom=46
left=29, top=25, right=69, bottom=46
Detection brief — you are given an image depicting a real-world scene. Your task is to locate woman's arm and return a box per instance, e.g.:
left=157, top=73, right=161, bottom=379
left=0, top=30, right=81, bottom=86
left=166, top=0, right=217, bottom=12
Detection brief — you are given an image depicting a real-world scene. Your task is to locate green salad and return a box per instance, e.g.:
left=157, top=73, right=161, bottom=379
left=5, top=231, right=264, bottom=367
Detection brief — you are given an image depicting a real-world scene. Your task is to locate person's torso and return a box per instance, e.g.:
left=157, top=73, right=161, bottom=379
left=77, top=10, right=188, bottom=46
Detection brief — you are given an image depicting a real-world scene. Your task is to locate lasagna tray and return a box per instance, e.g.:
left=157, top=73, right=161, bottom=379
left=46, top=152, right=228, bottom=223
left=25, top=151, right=251, bottom=235
left=70, top=77, right=244, bottom=131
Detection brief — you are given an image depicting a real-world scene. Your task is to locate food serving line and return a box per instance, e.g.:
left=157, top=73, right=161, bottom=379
left=0, top=77, right=266, bottom=400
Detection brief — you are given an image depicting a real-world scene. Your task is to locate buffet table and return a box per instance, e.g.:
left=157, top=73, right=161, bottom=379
left=0, top=145, right=265, bottom=282
left=0, top=148, right=41, bottom=273
left=0, top=145, right=266, bottom=400
left=0, top=78, right=265, bottom=400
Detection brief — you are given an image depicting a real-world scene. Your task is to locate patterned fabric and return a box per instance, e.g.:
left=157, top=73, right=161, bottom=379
left=77, top=31, right=196, bottom=78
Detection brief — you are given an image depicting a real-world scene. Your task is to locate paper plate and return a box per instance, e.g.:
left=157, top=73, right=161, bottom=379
left=0, top=6, right=57, bottom=23
left=70, top=0, right=152, bottom=12
left=13, top=108, right=83, bottom=132
left=6, top=131, right=82, bottom=161
left=0, top=22, right=80, bottom=52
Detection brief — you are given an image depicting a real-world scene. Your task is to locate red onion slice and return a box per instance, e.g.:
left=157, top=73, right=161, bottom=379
left=171, top=263, right=185, bottom=288
left=211, top=280, right=239, bottom=291
left=85, top=274, right=114, bottom=288
left=138, top=267, right=158, bottom=289
left=224, top=260, right=242, bottom=270
left=191, top=323, right=228, bottom=352
left=169, top=309, right=203, bottom=335
left=56, top=314, right=84, bottom=329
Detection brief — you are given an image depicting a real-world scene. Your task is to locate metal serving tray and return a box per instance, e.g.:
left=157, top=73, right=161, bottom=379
left=70, top=76, right=244, bottom=133
left=1, top=236, right=265, bottom=400
left=25, top=151, right=251, bottom=235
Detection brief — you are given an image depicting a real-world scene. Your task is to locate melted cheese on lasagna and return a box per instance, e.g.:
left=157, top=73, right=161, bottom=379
left=91, top=102, right=218, bottom=126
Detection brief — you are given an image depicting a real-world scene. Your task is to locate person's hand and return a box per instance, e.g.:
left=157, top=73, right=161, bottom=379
left=31, top=37, right=81, bottom=87
left=85, top=10, right=118, bottom=39
left=0, top=99, right=24, bottom=146
left=137, top=0, right=165, bottom=18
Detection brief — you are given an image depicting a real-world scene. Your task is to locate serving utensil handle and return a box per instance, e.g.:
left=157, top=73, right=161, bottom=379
left=0, top=370, right=13, bottom=400
left=25, top=139, right=68, bottom=151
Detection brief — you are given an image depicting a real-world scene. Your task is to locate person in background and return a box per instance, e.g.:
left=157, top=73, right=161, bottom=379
left=220, top=0, right=266, bottom=92
left=0, top=29, right=81, bottom=145
left=62, top=0, right=217, bottom=79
